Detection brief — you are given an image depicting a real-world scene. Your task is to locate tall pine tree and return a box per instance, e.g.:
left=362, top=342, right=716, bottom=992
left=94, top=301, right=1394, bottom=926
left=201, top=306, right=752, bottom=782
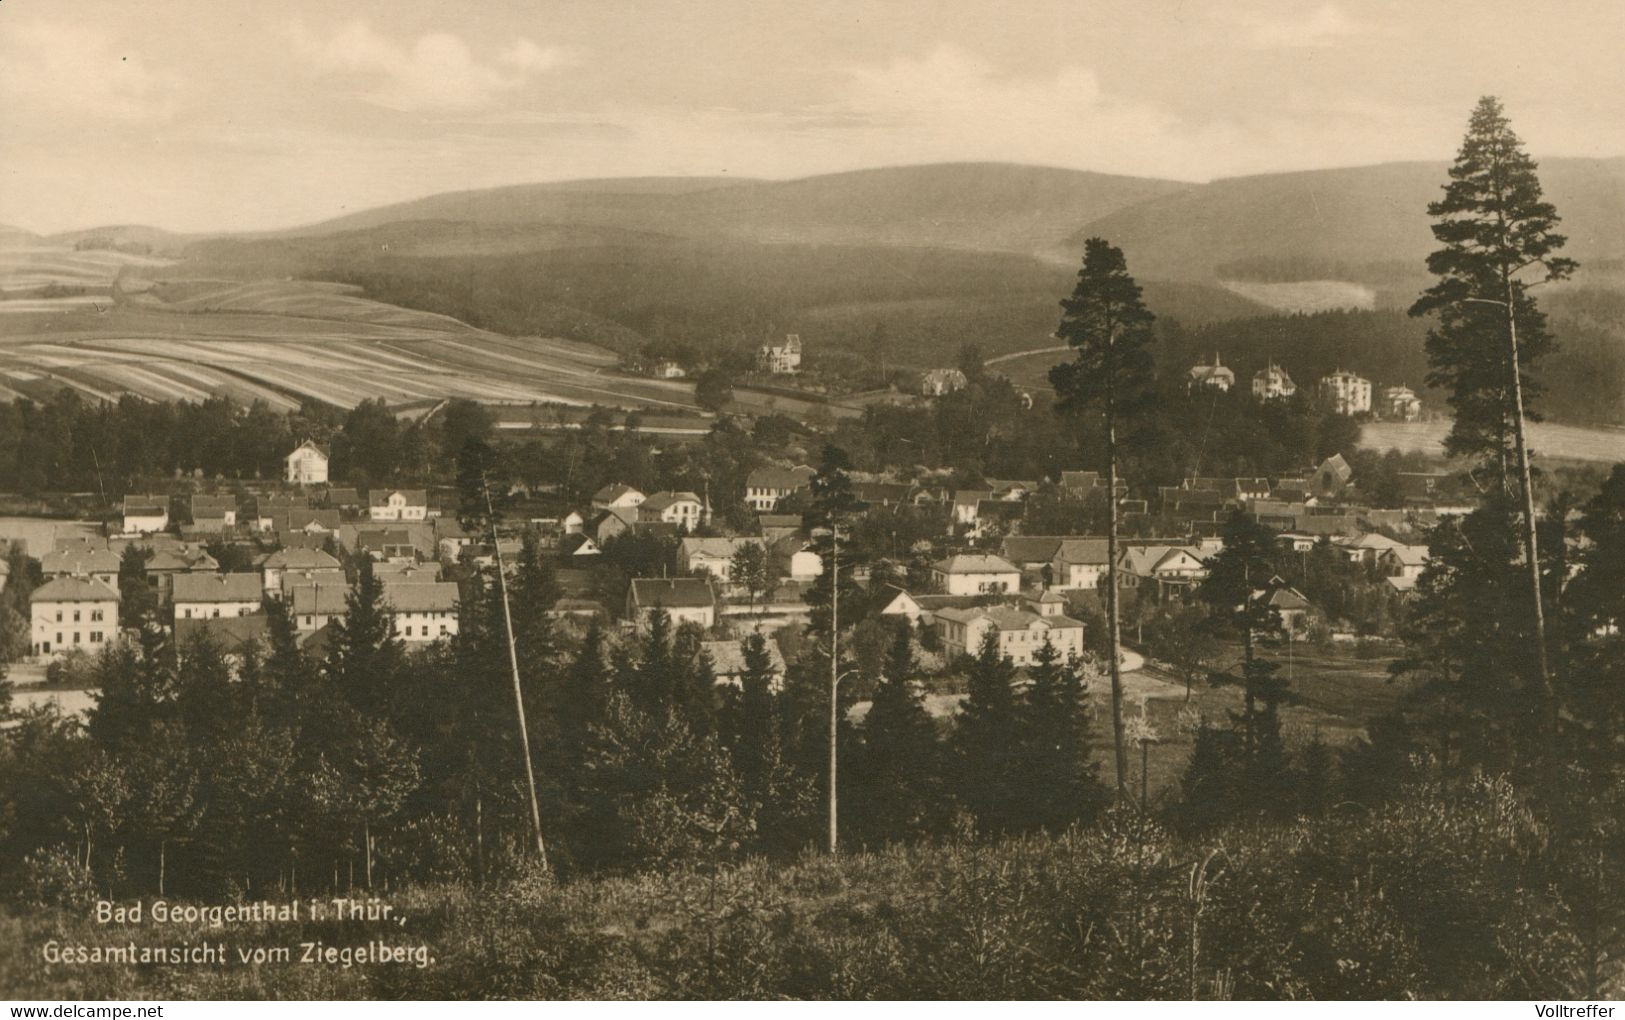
left=1410, top=96, right=1576, bottom=727
left=1050, top=237, right=1156, bottom=803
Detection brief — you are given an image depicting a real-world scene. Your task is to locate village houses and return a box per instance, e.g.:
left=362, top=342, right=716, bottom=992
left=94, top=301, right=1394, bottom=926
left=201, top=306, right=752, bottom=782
left=932, top=553, right=1020, bottom=595
left=626, top=577, right=716, bottom=630
left=285, top=440, right=330, bottom=485
left=171, top=572, right=262, bottom=622
left=30, top=576, right=119, bottom=660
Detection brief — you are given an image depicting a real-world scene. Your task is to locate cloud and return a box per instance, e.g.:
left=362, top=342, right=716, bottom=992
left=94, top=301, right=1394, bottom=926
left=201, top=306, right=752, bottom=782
left=290, top=20, right=572, bottom=112
left=1243, top=3, right=1360, bottom=48
left=0, top=20, right=180, bottom=123
left=804, top=45, right=1217, bottom=179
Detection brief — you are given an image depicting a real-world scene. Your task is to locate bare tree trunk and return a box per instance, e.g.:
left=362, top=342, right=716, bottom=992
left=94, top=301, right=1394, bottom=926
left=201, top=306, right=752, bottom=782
left=1105, top=367, right=1129, bottom=802
left=827, top=527, right=840, bottom=854
left=158, top=840, right=166, bottom=896
left=364, top=822, right=373, bottom=889
left=486, top=479, right=549, bottom=869
left=1502, top=270, right=1556, bottom=728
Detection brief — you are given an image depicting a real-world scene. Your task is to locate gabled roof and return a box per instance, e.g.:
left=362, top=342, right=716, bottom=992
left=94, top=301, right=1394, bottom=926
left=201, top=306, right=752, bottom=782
left=746, top=466, right=816, bottom=491
left=357, top=528, right=414, bottom=550
left=629, top=577, right=715, bottom=609
left=172, top=572, right=263, bottom=603
left=123, top=494, right=168, bottom=515
left=147, top=548, right=218, bottom=572
left=936, top=605, right=1083, bottom=632
left=288, top=582, right=349, bottom=615
left=1000, top=536, right=1064, bottom=565
left=263, top=547, right=341, bottom=570
left=369, top=489, right=428, bottom=507
left=680, top=536, right=763, bottom=559
left=642, top=490, right=702, bottom=511
left=38, top=548, right=121, bottom=575
left=31, top=576, right=120, bottom=603
left=1383, top=544, right=1430, bottom=566
left=934, top=553, right=1019, bottom=575
left=1056, top=538, right=1111, bottom=565
left=593, top=483, right=644, bottom=502
left=287, top=439, right=329, bottom=460
left=382, top=581, right=460, bottom=613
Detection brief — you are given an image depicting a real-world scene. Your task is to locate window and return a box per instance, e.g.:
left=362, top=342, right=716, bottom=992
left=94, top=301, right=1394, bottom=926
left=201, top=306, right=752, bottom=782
left=91, top=609, right=104, bottom=622
left=56, top=632, right=62, bottom=645
left=90, top=631, right=102, bottom=642
left=184, top=609, right=193, bottom=619
left=55, top=610, right=62, bottom=623
left=73, top=632, right=81, bottom=644
left=73, top=610, right=81, bottom=623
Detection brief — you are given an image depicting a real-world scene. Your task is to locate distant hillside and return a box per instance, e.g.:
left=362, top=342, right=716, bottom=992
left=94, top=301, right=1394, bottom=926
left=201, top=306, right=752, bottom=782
left=176, top=222, right=1264, bottom=367
left=44, top=224, right=200, bottom=257
left=277, top=163, right=1191, bottom=260
left=1074, top=157, right=1625, bottom=290
left=0, top=224, right=40, bottom=249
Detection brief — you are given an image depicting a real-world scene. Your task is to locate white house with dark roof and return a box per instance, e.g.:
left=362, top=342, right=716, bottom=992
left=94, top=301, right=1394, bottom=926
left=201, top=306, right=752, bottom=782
left=285, top=440, right=329, bottom=485
left=172, top=573, right=262, bottom=621
left=679, top=537, right=764, bottom=584
left=369, top=489, right=429, bottom=522
left=38, top=547, right=120, bottom=589
left=932, top=554, right=1020, bottom=595
left=1187, top=354, right=1235, bottom=393
left=30, top=576, right=120, bottom=659
left=382, top=581, right=460, bottom=643
left=745, top=466, right=815, bottom=511
left=262, top=546, right=341, bottom=595
left=639, top=491, right=705, bottom=529
left=591, top=484, right=646, bottom=512
left=288, top=581, right=348, bottom=633
left=1252, top=362, right=1297, bottom=400
left=934, top=603, right=1085, bottom=666
left=757, top=333, right=802, bottom=374
left=626, top=577, right=716, bottom=630
left=122, top=494, right=169, bottom=535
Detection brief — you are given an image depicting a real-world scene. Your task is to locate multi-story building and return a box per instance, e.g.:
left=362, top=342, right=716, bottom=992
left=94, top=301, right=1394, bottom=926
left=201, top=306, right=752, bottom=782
left=1252, top=362, right=1297, bottom=400
left=382, top=582, right=460, bottom=643
left=1317, top=369, right=1372, bottom=415
left=932, top=554, right=1021, bottom=595
left=934, top=598, right=1086, bottom=666
left=744, top=466, right=814, bottom=512
left=626, top=577, right=716, bottom=630
left=172, top=573, right=262, bottom=621
left=1381, top=384, right=1423, bottom=421
left=757, top=334, right=802, bottom=374
left=285, top=440, right=329, bottom=485
left=1187, top=353, right=1235, bottom=393
left=368, top=489, right=429, bottom=522
left=639, top=491, right=705, bottom=530
left=30, top=576, right=120, bottom=659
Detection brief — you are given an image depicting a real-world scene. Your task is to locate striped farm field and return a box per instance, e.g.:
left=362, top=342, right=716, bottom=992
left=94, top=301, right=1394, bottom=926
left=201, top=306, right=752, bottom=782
left=1361, top=420, right=1625, bottom=464
left=0, top=253, right=702, bottom=413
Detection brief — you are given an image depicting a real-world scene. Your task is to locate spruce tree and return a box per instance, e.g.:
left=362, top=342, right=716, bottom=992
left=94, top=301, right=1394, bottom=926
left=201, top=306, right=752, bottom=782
left=326, top=556, right=403, bottom=719
left=1411, top=96, right=1577, bottom=725
left=1016, top=637, right=1104, bottom=831
left=952, top=628, right=1023, bottom=834
left=1050, top=237, right=1156, bottom=803
left=852, top=622, right=944, bottom=844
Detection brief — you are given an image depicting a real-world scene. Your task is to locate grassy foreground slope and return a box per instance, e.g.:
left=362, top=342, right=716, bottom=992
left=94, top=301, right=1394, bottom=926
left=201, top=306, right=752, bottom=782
left=0, top=781, right=1605, bottom=999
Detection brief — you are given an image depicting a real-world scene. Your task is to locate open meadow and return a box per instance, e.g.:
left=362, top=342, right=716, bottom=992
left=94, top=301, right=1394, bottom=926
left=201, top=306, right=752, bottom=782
left=0, top=249, right=704, bottom=412
left=1360, top=419, right=1625, bottom=462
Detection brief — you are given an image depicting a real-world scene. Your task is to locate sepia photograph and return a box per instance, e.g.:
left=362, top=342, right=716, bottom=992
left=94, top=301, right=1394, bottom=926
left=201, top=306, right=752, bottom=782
left=1, top=0, right=1624, bottom=1005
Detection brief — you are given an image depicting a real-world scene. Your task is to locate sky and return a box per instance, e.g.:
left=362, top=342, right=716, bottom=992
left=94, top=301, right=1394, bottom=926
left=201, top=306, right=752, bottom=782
left=2, top=0, right=1622, bottom=234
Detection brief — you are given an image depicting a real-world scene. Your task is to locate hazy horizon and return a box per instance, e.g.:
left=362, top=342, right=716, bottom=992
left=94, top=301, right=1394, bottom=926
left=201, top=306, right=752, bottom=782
left=5, top=0, right=1623, bottom=234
